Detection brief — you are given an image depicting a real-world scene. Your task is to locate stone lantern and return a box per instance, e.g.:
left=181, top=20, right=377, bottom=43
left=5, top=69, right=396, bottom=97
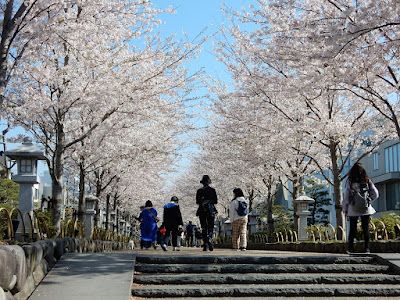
left=293, top=191, right=315, bottom=241
left=84, top=194, right=98, bottom=239
left=247, top=211, right=260, bottom=234
left=5, top=137, right=46, bottom=236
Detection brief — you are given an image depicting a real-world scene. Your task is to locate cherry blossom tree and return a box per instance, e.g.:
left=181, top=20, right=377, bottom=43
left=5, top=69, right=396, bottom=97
left=5, top=0, right=201, bottom=232
left=254, top=0, right=400, bottom=139
left=0, top=0, right=56, bottom=109
left=208, top=1, right=387, bottom=234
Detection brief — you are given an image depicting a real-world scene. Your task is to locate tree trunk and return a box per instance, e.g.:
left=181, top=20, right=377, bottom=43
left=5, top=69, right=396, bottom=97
left=51, top=124, right=65, bottom=233
left=115, top=208, right=119, bottom=234
left=291, top=174, right=301, bottom=232
left=105, top=193, right=110, bottom=230
left=0, top=0, right=13, bottom=109
left=1, top=130, right=10, bottom=179
left=77, top=161, right=86, bottom=223
left=329, top=140, right=345, bottom=239
left=94, top=173, right=103, bottom=229
left=266, top=195, right=274, bottom=242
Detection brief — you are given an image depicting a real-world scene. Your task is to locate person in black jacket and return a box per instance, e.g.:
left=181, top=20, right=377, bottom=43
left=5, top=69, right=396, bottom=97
left=162, top=196, right=183, bottom=251
left=196, top=175, right=218, bottom=251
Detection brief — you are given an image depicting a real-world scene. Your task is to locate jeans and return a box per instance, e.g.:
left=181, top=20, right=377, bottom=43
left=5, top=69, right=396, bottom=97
left=164, top=228, right=178, bottom=247
left=199, top=213, right=215, bottom=245
left=187, top=235, right=194, bottom=246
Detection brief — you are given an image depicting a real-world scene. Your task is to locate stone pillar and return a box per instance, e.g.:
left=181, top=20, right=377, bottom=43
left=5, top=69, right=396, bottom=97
left=17, top=184, right=35, bottom=234
left=84, top=195, right=98, bottom=239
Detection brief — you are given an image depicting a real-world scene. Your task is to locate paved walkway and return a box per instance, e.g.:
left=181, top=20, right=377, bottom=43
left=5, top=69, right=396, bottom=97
left=29, top=252, right=135, bottom=300
left=27, top=247, right=400, bottom=300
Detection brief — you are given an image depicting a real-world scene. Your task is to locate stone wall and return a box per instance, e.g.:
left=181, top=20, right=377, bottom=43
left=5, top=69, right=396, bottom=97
left=0, top=238, right=129, bottom=300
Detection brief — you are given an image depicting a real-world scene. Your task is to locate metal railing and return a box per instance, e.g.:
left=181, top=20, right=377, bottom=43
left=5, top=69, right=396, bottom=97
left=0, top=207, right=41, bottom=242
left=1, top=208, right=130, bottom=242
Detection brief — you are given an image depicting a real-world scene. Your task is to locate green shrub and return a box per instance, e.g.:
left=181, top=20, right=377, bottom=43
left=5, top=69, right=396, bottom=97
left=306, top=224, right=327, bottom=241
left=35, top=210, right=57, bottom=238
left=371, top=213, right=400, bottom=240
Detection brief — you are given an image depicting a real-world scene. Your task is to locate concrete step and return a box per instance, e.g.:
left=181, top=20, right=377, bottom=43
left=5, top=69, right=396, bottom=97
left=134, top=263, right=390, bottom=274
left=131, top=283, right=400, bottom=298
left=132, top=253, right=400, bottom=298
left=134, top=273, right=400, bottom=284
left=141, top=297, right=400, bottom=300
left=135, top=254, right=375, bottom=265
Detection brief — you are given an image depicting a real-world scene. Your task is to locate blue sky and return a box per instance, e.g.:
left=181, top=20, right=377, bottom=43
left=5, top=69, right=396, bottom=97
left=154, top=0, right=246, bottom=81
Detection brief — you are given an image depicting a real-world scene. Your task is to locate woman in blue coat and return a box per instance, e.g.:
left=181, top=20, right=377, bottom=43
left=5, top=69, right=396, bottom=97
left=139, top=200, right=158, bottom=249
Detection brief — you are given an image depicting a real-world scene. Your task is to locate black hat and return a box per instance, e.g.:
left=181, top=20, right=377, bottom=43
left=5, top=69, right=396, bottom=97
left=171, top=196, right=179, bottom=202
left=200, top=175, right=211, bottom=184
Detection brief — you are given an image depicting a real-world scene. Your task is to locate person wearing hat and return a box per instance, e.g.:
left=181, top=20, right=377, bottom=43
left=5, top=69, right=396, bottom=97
left=196, top=175, right=218, bottom=251
left=161, top=196, right=183, bottom=251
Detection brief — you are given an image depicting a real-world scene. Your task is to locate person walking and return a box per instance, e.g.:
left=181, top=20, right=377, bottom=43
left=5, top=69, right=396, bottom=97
left=196, top=175, right=218, bottom=251
left=136, top=205, right=145, bottom=249
left=159, top=223, right=167, bottom=248
left=186, top=221, right=195, bottom=247
left=229, top=188, right=249, bottom=251
left=343, top=162, right=379, bottom=254
left=161, top=196, right=183, bottom=251
left=139, top=200, right=158, bottom=250
left=195, top=226, right=202, bottom=247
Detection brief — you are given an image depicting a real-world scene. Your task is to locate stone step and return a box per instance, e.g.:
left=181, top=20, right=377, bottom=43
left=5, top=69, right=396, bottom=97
left=131, top=283, right=400, bottom=298
left=135, top=254, right=375, bottom=265
left=148, top=297, right=400, bottom=300
left=134, top=273, right=400, bottom=285
left=134, top=263, right=390, bottom=274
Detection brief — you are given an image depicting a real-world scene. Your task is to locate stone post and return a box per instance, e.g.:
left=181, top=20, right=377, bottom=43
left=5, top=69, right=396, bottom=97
left=84, top=195, right=98, bottom=239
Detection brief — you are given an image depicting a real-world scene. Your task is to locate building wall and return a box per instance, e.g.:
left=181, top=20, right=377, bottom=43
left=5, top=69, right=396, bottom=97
left=361, top=139, right=400, bottom=214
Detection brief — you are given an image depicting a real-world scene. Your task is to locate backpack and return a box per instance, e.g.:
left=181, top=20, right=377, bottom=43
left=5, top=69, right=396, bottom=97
left=350, top=182, right=371, bottom=213
left=236, top=200, right=248, bottom=216
left=201, top=199, right=217, bottom=217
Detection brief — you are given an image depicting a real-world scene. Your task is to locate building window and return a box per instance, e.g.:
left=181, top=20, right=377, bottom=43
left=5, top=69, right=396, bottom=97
left=373, top=152, right=379, bottom=170
left=386, top=182, right=400, bottom=210
left=385, top=143, right=400, bottom=172
left=19, top=159, right=33, bottom=174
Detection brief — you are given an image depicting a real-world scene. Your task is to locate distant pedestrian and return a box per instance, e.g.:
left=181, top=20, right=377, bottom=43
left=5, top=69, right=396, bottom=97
left=229, top=188, right=249, bottom=251
left=343, top=162, right=379, bottom=254
left=186, top=221, right=195, bottom=247
left=128, top=239, right=134, bottom=250
left=195, top=226, right=202, bottom=247
left=159, top=223, right=167, bottom=247
left=196, top=175, right=218, bottom=251
left=161, top=196, right=183, bottom=251
left=139, top=200, right=158, bottom=250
